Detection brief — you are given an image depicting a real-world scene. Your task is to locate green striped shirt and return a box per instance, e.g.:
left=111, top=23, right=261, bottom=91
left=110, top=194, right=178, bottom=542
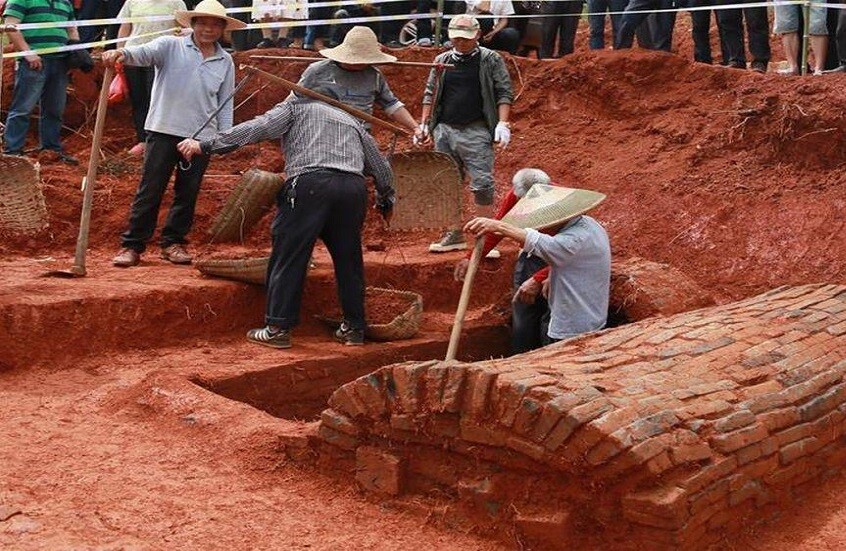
left=3, top=0, right=75, bottom=54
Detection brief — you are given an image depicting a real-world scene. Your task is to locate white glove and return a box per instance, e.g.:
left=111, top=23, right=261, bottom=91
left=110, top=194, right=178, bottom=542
left=494, top=121, right=511, bottom=148
left=413, top=122, right=430, bottom=146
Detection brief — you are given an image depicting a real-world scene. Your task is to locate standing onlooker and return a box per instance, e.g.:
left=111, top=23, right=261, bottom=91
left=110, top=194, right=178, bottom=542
left=587, top=0, right=626, bottom=50
left=539, top=0, right=583, bottom=58
left=76, top=0, right=126, bottom=47
left=177, top=97, right=396, bottom=349
left=774, top=3, right=828, bottom=74
left=419, top=15, right=513, bottom=253
left=116, top=0, right=187, bottom=156
left=329, top=1, right=380, bottom=47
left=103, top=0, right=240, bottom=267
left=465, top=0, right=521, bottom=54
left=826, top=7, right=846, bottom=72
left=3, top=0, right=80, bottom=163
left=616, top=0, right=676, bottom=52
left=252, top=0, right=307, bottom=48
left=717, top=0, right=770, bottom=72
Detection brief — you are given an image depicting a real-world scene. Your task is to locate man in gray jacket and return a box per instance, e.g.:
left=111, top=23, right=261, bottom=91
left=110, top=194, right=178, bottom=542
left=419, top=14, right=513, bottom=254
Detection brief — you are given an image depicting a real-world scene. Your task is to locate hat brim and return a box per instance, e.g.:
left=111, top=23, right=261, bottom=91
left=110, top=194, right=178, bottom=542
left=448, top=28, right=479, bottom=40
left=319, top=45, right=397, bottom=64
left=501, top=185, right=606, bottom=231
left=175, top=11, right=247, bottom=31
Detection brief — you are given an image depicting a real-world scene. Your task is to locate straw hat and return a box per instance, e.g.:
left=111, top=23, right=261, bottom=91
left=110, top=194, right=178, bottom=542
left=448, top=15, right=481, bottom=40
left=501, top=184, right=606, bottom=231
left=320, top=26, right=397, bottom=64
left=175, top=0, right=246, bottom=31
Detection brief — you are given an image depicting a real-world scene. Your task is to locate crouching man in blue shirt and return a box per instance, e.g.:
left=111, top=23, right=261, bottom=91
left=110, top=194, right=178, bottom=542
left=464, top=185, right=611, bottom=344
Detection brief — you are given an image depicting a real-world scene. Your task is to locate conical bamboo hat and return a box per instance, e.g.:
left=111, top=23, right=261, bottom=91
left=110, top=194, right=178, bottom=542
left=501, top=184, right=606, bottom=230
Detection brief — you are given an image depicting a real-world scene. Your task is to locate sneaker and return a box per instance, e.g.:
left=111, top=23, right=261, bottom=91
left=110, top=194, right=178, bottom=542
left=160, top=244, right=192, bottom=264
left=113, top=248, right=140, bottom=267
left=384, top=40, right=406, bottom=49
left=302, top=43, right=314, bottom=51
left=750, top=60, right=767, bottom=74
left=777, top=67, right=799, bottom=76
left=416, top=37, right=432, bottom=47
left=276, top=37, right=293, bottom=48
left=813, top=69, right=824, bottom=76
left=334, top=321, right=364, bottom=346
left=726, top=60, right=746, bottom=70
left=256, top=38, right=275, bottom=49
left=247, top=326, right=292, bottom=349
left=128, top=142, right=145, bottom=156
left=428, top=230, right=467, bottom=253
left=485, top=248, right=501, bottom=259
left=824, top=65, right=846, bottom=74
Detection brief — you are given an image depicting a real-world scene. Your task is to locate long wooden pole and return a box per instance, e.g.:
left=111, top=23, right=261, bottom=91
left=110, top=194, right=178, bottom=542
left=239, top=64, right=411, bottom=136
left=71, top=65, right=114, bottom=276
left=445, top=238, right=484, bottom=361
left=248, top=55, right=454, bottom=69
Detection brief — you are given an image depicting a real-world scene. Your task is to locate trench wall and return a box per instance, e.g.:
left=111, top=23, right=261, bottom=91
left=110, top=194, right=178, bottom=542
left=318, top=284, right=846, bottom=549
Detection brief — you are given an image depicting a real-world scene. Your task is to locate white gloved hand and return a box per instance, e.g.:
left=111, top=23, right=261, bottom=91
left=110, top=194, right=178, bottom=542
left=413, top=122, right=430, bottom=146
left=494, top=121, right=511, bottom=148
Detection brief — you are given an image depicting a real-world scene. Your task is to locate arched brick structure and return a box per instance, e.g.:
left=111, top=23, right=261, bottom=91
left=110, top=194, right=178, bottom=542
left=318, top=284, right=846, bottom=548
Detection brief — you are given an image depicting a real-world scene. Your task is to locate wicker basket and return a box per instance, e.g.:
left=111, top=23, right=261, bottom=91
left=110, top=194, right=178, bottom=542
left=320, top=287, right=423, bottom=341
left=208, top=169, right=283, bottom=243
left=0, top=155, right=48, bottom=235
left=195, top=256, right=269, bottom=285
left=389, top=151, right=462, bottom=231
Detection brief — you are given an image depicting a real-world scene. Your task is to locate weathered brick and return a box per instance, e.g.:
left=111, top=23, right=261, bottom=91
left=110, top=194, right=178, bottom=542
left=797, top=382, right=846, bottom=422
left=710, top=422, right=769, bottom=453
left=735, top=443, right=763, bottom=466
left=739, top=454, right=779, bottom=480
left=739, top=380, right=783, bottom=401
left=327, top=385, right=369, bottom=418
left=689, top=478, right=730, bottom=516
left=758, top=407, right=800, bottom=432
left=494, top=374, right=558, bottom=428
left=779, top=436, right=823, bottom=465
left=459, top=419, right=506, bottom=447
left=505, top=436, right=546, bottom=461
left=390, top=363, right=427, bottom=413
left=440, top=364, right=467, bottom=413
left=423, top=365, right=449, bottom=411
left=431, top=414, right=460, bottom=438
left=318, top=424, right=359, bottom=450
left=678, top=399, right=734, bottom=420
left=629, top=436, right=669, bottom=466
left=511, top=396, right=544, bottom=436
left=775, top=422, right=813, bottom=446
left=389, top=414, right=416, bottom=432
left=530, top=392, right=583, bottom=442
left=563, top=407, right=641, bottom=461
left=713, top=409, right=756, bottom=433
left=355, top=446, right=404, bottom=495
left=542, top=398, right=613, bottom=451
left=622, top=486, right=688, bottom=529
left=586, top=438, right=627, bottom=465
left=646, top=450, right=674, bottom=475
left=320, top=408, right=359, bottom=436
left=353, top=373, right=388, bottom=417
left=681, top=456, right=739, bottom=494
left=780, top=370, right=842, bottom=406
left=463, top=369, right=496, bottom=419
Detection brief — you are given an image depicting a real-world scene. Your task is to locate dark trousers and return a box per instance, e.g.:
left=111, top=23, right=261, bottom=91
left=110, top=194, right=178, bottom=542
left=616, top=0, right=676, bottom=51
left=717, top=1, right=770, bottom=64
left=588, top=0, right=628, bottom=49
left=834, top=8, right=846, bottom=65
left=77, top=0, right=125, bottom=47
left=379, top=0, right=412, bottom=42
left=121, top=132, right=209, bottom=252
left=511, top=252, right=550, bottom=354
left=540, top=0, right=584, bottom=58
left=331, top=6, right=381, bottom=46
left=124, top=65, right=154, bottom=143
left=478, top=16, right=521, bottom=54
left=266, top=170, right=368, bottom=331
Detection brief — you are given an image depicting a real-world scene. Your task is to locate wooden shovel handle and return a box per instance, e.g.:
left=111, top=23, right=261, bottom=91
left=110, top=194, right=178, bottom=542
left=445, top=238, right=484, bottom=361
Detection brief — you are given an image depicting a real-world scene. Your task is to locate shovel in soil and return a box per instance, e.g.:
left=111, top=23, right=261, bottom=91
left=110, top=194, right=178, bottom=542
left=44, top=65, right=114, bottom=278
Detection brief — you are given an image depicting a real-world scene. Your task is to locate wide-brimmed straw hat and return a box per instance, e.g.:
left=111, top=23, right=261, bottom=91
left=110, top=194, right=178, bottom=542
left=501, top=184, right=606, bottom=231
left=176, top=0, right=246, bottom=31
left=448, top=15, right=481, bottom=40
left=320, top=26, right=397, bottom=64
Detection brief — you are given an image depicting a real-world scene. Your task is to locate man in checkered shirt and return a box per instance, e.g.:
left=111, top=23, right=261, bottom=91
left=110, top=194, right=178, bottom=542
left=178, top=97, right=395, bottom=349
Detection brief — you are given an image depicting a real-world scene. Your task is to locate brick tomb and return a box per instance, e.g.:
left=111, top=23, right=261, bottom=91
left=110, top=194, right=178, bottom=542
left=317, top=284, right=846, bottom=548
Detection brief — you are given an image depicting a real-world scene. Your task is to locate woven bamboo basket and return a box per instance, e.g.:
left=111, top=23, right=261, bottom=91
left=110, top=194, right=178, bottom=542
left=208, top=169, right=283, bottom=243
left=195, top=256, right=269, bottom=285
left=0, top=155, right=48, bottom=235
left=389, top=151, right=462, bottom=231
left=319, top=287, right=423, bottom=341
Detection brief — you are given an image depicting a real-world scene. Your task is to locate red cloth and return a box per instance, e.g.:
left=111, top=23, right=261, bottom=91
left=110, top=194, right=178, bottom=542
left=469, top=188, right=553, bottom=283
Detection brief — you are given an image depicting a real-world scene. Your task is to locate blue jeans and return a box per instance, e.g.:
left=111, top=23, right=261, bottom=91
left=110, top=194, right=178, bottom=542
left=587, top=0, right=627, bottom=49
left=4, top=57, right=69, bottom=153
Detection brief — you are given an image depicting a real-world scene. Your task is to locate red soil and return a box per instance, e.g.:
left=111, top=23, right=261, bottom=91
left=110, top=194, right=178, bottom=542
left=3, top=23, right=846, bottom=549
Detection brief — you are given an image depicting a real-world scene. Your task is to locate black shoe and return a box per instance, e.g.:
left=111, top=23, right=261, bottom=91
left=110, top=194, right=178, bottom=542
left=384, top=40, right=406, bottom=49
left=750, top=60, right=767, bottom=74
left=823, top=64, right=846, bottom=74
left=58, top=152, right=79, bottom=165
left=334, top=321, right=364, bottom=346
left=727, top=60, right=746, bottom=70
left=256, top=38, right=275, bottom=49
left=276, top=37, right=293, bottom=48
left=247, top=326, right=292, bottom=349
left=4, top=150, right=25, bottom=157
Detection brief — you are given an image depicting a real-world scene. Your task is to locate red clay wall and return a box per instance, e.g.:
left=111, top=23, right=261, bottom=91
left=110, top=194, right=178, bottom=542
left=318, top=284, right=846, bottom=549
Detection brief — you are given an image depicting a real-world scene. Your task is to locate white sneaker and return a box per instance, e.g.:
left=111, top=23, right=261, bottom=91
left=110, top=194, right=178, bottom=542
left=416, top=38, right=432, bottom=47
left=485, top=248, right=501, bottom=259
left=429, top=230, right=467, bottom=252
